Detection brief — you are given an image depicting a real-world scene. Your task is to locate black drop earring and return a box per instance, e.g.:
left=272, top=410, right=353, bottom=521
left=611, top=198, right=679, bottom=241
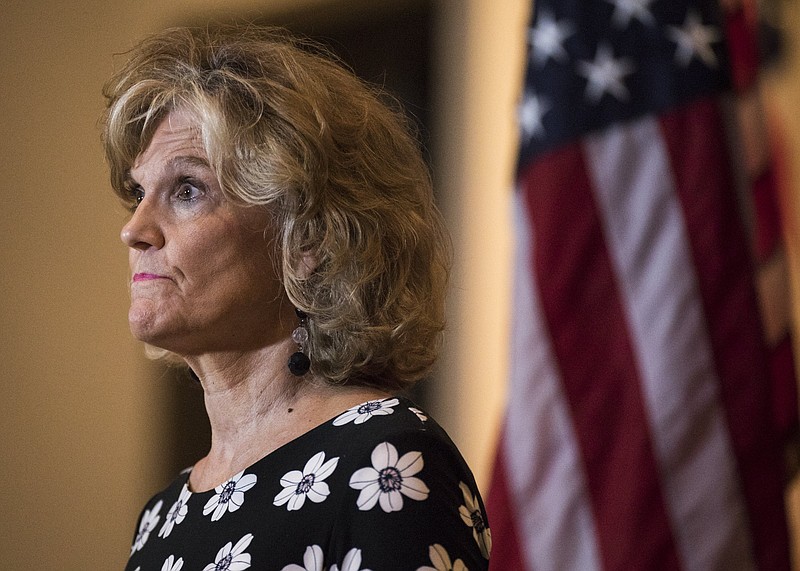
left=288, top=308, right=311, bottom=376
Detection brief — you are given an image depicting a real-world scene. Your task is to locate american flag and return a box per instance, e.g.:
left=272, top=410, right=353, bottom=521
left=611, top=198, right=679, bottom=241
left=486, top=0, right=795, bottom=569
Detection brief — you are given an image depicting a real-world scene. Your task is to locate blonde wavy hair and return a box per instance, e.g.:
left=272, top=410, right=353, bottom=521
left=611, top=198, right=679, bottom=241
left=101, top=25, right=450, bottom=391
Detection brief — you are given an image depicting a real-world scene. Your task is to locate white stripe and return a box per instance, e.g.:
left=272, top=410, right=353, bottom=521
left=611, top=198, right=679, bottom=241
left=504, top=191, right=602, bottom=571
left=584, top=117, right=756, bottom=571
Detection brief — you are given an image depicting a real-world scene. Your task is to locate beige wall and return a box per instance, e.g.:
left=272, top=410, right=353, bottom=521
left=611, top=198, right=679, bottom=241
left=427, top=0, right=527, bottom=491
left=1, top=3, right=161, bottom=568
left=0, top=0, right=524, bottom=567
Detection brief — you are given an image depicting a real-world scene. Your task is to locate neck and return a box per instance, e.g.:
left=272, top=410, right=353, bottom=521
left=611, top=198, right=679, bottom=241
left=183, top=342, right=389, bottom=492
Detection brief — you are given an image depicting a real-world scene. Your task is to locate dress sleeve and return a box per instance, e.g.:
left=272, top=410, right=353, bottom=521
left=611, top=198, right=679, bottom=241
left=328, top=427, right=491, bottom=571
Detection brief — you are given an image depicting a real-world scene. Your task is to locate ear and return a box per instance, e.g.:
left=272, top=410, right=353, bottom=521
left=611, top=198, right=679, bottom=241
left=297, top=250, right=318, bottom=279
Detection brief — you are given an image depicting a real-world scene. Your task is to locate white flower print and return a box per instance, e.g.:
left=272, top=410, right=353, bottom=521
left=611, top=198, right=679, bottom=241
left=161, top=555, right=184, bottom=571
left=281, top=544, right=324, bottom=571
left=202, top=533, right=253, bottom=571
left=417, top=544, right=468, bottom=571
left=273, top=451, right=339, bottom=511
left=333, top=398, right=400, bottom=426
left=159, top=484, right=191, bottom=538
left=408, top=407, right=428, bottom=422
left=349, top=441, right=429, bottom=512
left=131, top=499, right=163, bottom=554
left=458, top=482, right=492, bottom=559
left=203, top=470, right=257, bottom=522
left=330, top=548, right=373, bottom=571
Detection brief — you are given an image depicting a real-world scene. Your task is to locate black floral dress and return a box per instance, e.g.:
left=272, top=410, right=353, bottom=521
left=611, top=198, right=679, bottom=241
left=125, top=397, right=491, bottom=571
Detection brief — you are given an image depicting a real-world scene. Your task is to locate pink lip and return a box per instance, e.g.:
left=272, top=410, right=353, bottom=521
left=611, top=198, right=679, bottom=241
left=132, top=273, right=169, bottom=282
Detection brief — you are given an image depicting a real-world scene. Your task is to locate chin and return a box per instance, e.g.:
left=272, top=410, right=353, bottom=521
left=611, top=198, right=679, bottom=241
left=128, top=300, right=181, bottom=341
left=130, top=325, right=168, bottom=349
left=129, top=312, right=176, bottom=348
left=129, top=319, right=209, bottom=358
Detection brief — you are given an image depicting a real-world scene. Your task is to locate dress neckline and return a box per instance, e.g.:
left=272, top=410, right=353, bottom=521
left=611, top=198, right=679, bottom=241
left=183, top=395, right=407, bottom=495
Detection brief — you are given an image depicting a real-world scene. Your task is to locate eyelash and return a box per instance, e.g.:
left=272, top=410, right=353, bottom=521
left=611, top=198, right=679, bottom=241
left=124, top=178, right=205, bottom=211
left=175, top=180, right=203, bottom=203
left=124, top=185, right=144, bottom=212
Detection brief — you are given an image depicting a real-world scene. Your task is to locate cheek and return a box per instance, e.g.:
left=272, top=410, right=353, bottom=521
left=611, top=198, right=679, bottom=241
left=218, top=225, right=280, bottom=281
left=188, top=234, right=282, bottom=302
left=171, top=210, right=282, bottom=301
left=227, top=254, right=284, bottom=304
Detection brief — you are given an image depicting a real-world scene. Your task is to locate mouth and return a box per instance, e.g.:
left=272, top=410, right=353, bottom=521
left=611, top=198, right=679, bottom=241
left=132, top=273, right=170, bottom=282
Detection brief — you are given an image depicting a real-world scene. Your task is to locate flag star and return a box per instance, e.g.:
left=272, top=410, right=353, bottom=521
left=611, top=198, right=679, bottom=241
left=529, top=11, right=574, bottom=66
left=577, top=43, right=636, bottom=104
left=667, top=9, right=721, bottom=68
left=605, top=0, right=657, bottom=28
left=518, top=92, right=551, bottom=142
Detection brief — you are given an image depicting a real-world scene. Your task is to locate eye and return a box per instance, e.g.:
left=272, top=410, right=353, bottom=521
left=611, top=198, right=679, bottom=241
left=126, top=186, right=144, bottom=211
left=176, top=182, right=203, bottom=202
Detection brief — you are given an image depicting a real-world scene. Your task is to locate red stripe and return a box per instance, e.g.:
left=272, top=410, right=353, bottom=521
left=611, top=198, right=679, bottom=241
left=519, top=145, right=681, bottom=571
left=659, top=97, right=791, bottom=571
left=724, top=5, right=759, bottom=92
left=486, top=434, right=529, bottom=571
left=769, top=335, right=798, bottom=441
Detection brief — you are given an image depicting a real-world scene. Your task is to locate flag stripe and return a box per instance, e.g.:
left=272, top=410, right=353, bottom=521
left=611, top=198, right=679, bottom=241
left=769, top=335, right=796, bottom=437
left=659, top=97, right=791, bottom=571
left=496, top=192, right=601, bottom=571
left=584, top=115, right=756, bottom=570
left=486, top=437, right=528, bottom=571
left=724, top=6, right=759, bottom=91
left=521, top=144, right=681, bottom=569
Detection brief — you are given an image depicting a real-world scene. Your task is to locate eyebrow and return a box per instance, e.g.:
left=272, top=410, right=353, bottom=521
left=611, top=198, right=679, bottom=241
left=168, top=155, right=212, bottom=170
left=127, top=154, right=213, bottom=184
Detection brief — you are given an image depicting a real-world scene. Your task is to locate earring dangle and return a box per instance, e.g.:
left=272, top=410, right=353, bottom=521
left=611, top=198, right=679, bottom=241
left=288, top=308, right=311, bottom=376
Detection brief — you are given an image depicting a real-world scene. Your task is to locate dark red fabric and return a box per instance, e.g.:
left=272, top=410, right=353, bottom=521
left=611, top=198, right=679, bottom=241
left=486, top=437, right=529, bottom=571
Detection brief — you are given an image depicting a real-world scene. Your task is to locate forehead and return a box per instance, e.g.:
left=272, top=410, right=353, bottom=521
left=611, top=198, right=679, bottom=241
left=131, top=109, right=208, bottom=176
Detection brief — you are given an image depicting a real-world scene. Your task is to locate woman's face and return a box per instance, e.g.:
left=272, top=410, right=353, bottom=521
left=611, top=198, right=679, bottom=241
left=121, top=109, right=292, bottom=355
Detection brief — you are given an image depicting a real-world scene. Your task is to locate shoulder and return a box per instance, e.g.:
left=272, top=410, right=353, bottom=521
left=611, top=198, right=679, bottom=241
left=319, top=396, right=492, bottom=569
left=326, top=396, right=462, bottom=467
left=327, top=396, right=442, bottom=440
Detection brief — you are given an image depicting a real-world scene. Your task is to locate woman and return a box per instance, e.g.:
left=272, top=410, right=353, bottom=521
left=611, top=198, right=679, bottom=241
left=103, top=26, right=491, bottom=571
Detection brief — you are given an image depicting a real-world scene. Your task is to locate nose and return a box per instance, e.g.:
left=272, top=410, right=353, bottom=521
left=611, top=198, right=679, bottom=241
left=120, top=198, right=165, bottom=250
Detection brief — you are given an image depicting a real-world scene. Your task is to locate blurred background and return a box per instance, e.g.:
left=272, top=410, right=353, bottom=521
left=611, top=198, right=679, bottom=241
left=2, top=0, right=800, bottom=568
